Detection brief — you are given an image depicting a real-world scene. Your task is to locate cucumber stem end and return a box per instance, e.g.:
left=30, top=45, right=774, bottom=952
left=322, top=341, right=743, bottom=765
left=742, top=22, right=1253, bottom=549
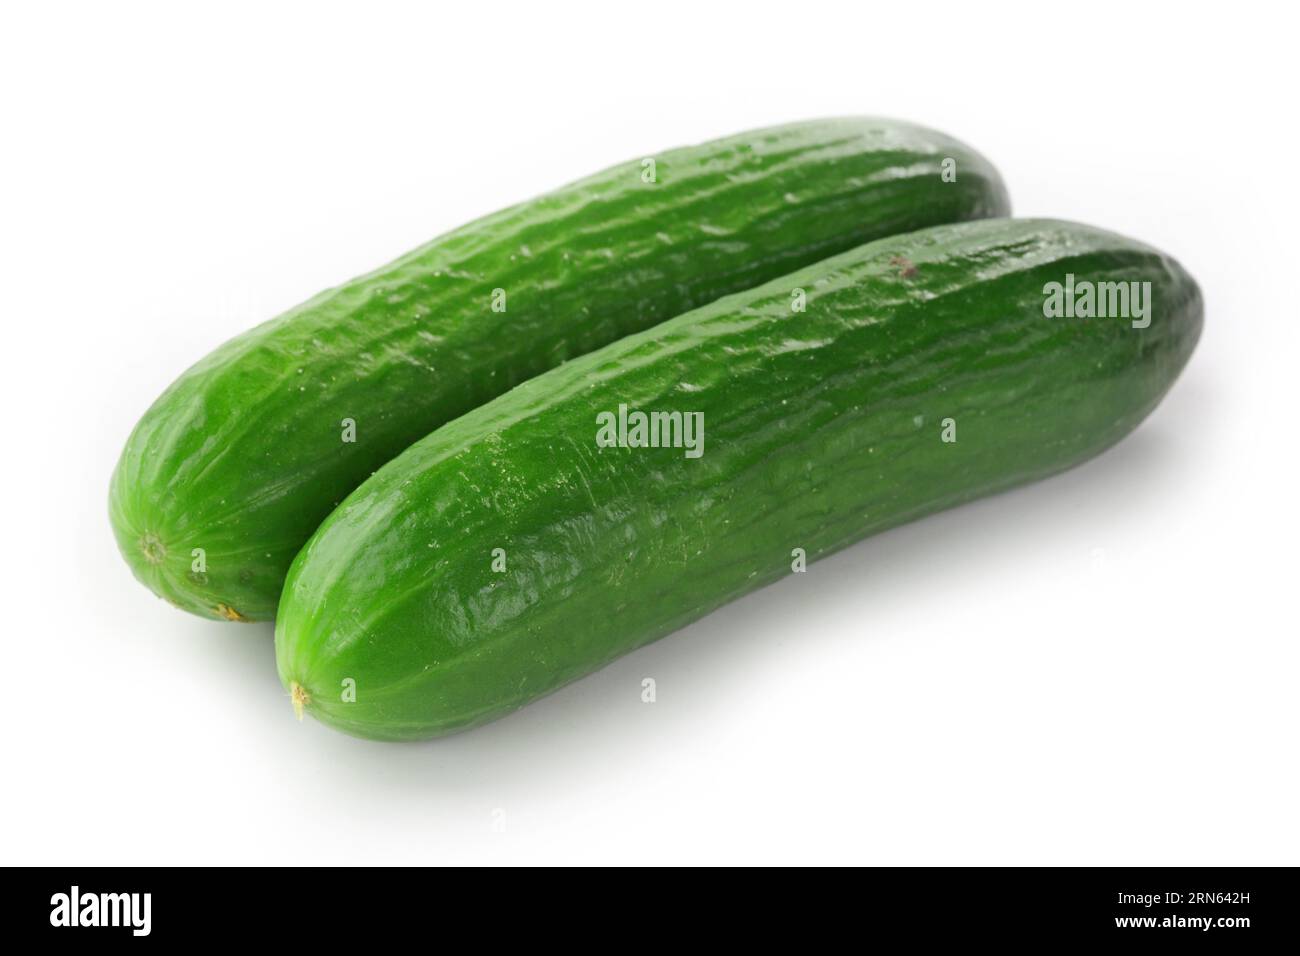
left=290, top=682, right=310, bottom=721
left=139, top=532, right=166, bottom=565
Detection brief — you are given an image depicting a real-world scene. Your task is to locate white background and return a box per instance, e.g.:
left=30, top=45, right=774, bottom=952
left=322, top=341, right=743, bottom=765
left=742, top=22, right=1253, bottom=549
left=2, top=1, right=1296, bottom=866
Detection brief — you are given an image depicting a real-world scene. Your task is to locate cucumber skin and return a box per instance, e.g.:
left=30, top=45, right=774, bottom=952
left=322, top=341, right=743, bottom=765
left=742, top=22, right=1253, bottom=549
left=276, top=219, right=1203, bottom=741
left=109, top=118, right=1008, bottom=621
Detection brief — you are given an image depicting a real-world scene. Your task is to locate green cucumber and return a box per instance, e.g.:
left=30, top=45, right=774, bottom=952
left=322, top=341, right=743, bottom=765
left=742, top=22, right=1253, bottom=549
left=109, top=118, right=1009, bottom=621
left=275, top=218, right=1203, bottom=740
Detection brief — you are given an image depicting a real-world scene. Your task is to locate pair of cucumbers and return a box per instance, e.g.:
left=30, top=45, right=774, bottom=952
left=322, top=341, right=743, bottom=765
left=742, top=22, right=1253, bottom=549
left=110, top=118, right=1202, bottom=740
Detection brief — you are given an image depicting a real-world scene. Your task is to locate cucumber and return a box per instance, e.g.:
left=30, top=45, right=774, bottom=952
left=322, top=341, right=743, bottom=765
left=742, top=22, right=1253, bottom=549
left=275, top=218, right=1203, bottom=740
left=109, top=118, right=1009, bottom=621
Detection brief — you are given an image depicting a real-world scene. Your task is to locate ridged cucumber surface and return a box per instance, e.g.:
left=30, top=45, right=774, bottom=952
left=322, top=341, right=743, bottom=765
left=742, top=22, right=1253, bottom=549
left=110, top=118, right=1008, bottom=621
left=275, top=218, right=1203, bottom=740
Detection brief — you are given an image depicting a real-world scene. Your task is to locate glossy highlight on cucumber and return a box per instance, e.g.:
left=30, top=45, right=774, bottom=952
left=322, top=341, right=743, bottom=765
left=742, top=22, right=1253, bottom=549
left=275, top=218, right=1203, bottom=740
